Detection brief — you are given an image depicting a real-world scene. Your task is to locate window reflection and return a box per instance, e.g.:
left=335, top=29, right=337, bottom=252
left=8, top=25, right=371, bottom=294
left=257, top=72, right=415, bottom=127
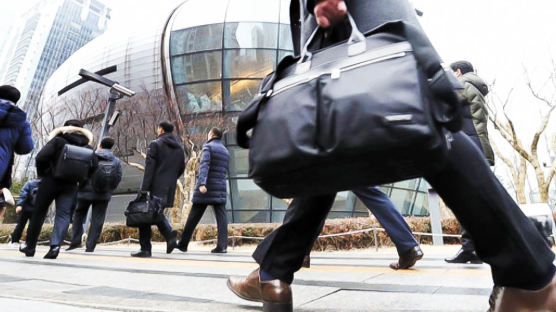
left=228, top=146, right=249, bottom=177
left=172, top=51, right=222, bottom=83
left=223, top=49, right=275, bottom=78
left=229, top=179, right=270, bottom=211
left=226, top=79, right=262, bottom=111
left=278, top=24, right=293, bottom=50
left=170, top=24, right=224, bottom=55
left=176, top=82, right=222, bottom=113
left=225, top=22, right=278, bottom=49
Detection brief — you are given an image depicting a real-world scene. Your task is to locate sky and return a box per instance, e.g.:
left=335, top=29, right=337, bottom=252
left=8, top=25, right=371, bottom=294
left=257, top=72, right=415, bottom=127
left=1, top=0, right=556, bottom=196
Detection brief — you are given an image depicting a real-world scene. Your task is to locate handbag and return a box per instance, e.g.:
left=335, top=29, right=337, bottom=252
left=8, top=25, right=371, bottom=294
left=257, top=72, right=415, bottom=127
left=124, top=193, right=163, bottom=227
left=236, top=16, right=464, bottom=198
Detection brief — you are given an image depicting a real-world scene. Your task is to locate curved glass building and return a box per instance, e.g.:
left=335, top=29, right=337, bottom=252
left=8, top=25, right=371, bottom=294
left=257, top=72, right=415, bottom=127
left=40, top=0, right=430, bottom=223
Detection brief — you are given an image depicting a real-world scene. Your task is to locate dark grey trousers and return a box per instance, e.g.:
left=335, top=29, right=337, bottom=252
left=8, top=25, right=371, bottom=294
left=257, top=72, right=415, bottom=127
left=179, top=203, right=228, bottom=250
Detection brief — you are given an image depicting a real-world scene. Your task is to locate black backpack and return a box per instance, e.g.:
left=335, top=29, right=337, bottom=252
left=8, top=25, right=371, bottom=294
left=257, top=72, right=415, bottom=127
left=91, top=157, right=121, bottom=193
left=52, top=144, right=94, bottom=183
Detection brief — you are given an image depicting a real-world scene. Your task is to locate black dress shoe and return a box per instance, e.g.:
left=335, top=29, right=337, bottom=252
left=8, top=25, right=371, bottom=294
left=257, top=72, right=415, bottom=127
left=445, top=248, right=483, bottom=264
left=19, top=246, right=35, bottom=257
left=131, top=250, right=152, bottom=258
left=65, top=244, right=81, bottom=251
left=211, top=247, right=227, bottom=254
left=85, top=248, right=94, bottom=253
left=176, top=242, right=188, bottom=252
left=44, top=246, right=61, bottom=259
left=390, top=246, right=424, bottom=270
left=166, top=230, right=178, bottom=254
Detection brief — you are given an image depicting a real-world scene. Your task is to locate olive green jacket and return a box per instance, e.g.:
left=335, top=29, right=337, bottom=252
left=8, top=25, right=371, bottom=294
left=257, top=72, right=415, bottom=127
left=462, top=73, right=495, bottom=165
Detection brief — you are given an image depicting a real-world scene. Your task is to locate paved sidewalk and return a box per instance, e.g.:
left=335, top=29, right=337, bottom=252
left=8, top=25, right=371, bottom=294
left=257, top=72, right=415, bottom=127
left=0, top=243, right=499, bottom=311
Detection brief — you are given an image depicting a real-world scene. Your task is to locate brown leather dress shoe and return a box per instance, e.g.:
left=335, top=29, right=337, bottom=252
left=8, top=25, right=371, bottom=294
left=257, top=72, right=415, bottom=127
left=227, top=268, right=293, bottom=312
left=491, top=273, right=556, bottom=312
left=389, top=246, right=424, bottom=270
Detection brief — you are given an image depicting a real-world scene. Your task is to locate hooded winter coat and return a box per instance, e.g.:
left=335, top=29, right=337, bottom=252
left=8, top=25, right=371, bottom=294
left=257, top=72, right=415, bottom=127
left=77, top=148, right=122, bottom=201
left=0, top=99, right=33, bottom=188
left=460, top=72, right=495, bottom=165
left=35, top=126, right=94, bottom=178
left=192, top=138, right=230, bottom=205
left=141, top=133, right=185, bottom=208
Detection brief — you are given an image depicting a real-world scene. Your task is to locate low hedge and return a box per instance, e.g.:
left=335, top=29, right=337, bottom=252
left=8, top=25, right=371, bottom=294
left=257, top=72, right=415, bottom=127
left=0, top=216, right=462, bottom=250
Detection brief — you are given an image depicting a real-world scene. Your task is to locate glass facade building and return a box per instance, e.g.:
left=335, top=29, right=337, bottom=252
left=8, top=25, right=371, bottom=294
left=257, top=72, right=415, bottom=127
left=40, top=0, right=430, bottom=224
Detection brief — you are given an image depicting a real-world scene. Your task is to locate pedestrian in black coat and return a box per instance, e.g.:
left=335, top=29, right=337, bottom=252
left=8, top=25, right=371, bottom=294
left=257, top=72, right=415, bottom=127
left=21, top=119, right=94, bottom=259
left=132, top=121, right=186, bottom=258
left=177, top=128, right=230, bottom=253
left=227, top=1, right=556, bottom=311
left=9, top=177, right=41, bottom=246
left=68, top=137, right=122, bottom=253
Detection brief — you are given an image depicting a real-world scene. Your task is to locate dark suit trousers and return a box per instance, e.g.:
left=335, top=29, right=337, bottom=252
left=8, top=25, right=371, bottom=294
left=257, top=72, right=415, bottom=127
left=179, top=203, right=228, bottom=249
left=253, top=132, right=556, bottom=290
left=70, top=199, right=109, bottom=251
left=138, top=215, right=173, bottom=252
left=353, top=186, right=418, bottom=255
left=25, top=176, right=77, bottom=249
left=11, top=211, right=33, bottom=242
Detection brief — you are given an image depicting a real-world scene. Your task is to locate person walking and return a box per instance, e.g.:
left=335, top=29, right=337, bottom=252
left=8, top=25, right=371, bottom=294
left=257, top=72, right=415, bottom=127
left=0, top=85, right=33, bottom=222
left=302, top=186, right=423, bottom=270
left=67, top=137, right=122, bottom=252
left=227, top=1, right=556, bottom=312
left=445, top=60, right=494, bottom=265
left=177, top=128, right=230, bottom=254
left=9, top=177, right=41, bottom=247
left=20, top=119, right=94, bottom=259
left=132, top=121, right=185, bottom=258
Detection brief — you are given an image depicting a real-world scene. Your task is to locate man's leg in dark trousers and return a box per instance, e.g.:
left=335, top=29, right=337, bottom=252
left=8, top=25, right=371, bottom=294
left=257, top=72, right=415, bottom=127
left=425, top=132, right=555, bottom=290
left=213, top=204, right=228, bottom=249
left=11, top=211, right=33, bottom=243
left=460, top=226, right=475, bottom=252
left=25, top=177, right=59, bottom=249
left=70, top=200, right=91, bottom=246
left=352, top=186, right=418, bottom=255
left=139, top=215, right=173, bottom=252
left=179, top=203, right=208, bottom=249
left=253, top=194, right=336, bottom=284
left=50, top=188, right=77, bottom=246
left=85, top=200, right=109, bottom=251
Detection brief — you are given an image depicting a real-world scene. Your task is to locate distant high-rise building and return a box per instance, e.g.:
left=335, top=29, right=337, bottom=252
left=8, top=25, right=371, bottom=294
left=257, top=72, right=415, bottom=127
left=1, top=0, right=110, bottom=117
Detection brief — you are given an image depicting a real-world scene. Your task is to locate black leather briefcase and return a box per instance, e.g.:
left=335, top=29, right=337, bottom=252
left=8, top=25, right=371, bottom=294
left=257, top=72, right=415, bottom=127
left=124, top=194, right=164, bottom=228
left=236, top=16, right=463, bottom=198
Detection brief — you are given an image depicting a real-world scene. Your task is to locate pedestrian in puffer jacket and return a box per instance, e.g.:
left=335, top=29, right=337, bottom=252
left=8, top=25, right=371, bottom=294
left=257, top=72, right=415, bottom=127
left=178, top=127, right=230, bottom=254
left=451, top=61, right=495, bottom=165
left=0, top=85, right=33, bottom=189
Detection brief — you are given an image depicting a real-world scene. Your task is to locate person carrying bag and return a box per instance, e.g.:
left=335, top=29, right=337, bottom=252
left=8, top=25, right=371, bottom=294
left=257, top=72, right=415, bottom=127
left=236, top=14, right=464, bottom=198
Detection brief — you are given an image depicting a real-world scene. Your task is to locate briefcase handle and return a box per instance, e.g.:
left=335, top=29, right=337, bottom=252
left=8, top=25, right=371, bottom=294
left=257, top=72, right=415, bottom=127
left=299, top=12, right=367, bottom=65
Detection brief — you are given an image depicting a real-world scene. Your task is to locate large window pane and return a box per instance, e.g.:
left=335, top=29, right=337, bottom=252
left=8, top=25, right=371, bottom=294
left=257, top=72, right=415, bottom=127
left=392, top=179, right=419, bottom=190
left=233, top=210, right=269, bottom=223
left=170, top=24, right=224, bottom=55
left=228, top=146, right=249, bottom=177
left=223, top=49, right=275, bottom=78
left=172, top=51, right=222, bottom=84
left=411, top=192, right=429, bottom=216
left=278, top=24, right=293, bottom=50
left=226, top=79, right=262, bottom=111
left=176, top=82, right=222, bottom=113
left=389, top=189, right=415, bottom=215
left=331, top=191, right=350, bottom=212
left=225, top=23, right=278, bottom=49
left=230, top=179, right=269, bottom=210
left=271, top=197, right=289, bottom=211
